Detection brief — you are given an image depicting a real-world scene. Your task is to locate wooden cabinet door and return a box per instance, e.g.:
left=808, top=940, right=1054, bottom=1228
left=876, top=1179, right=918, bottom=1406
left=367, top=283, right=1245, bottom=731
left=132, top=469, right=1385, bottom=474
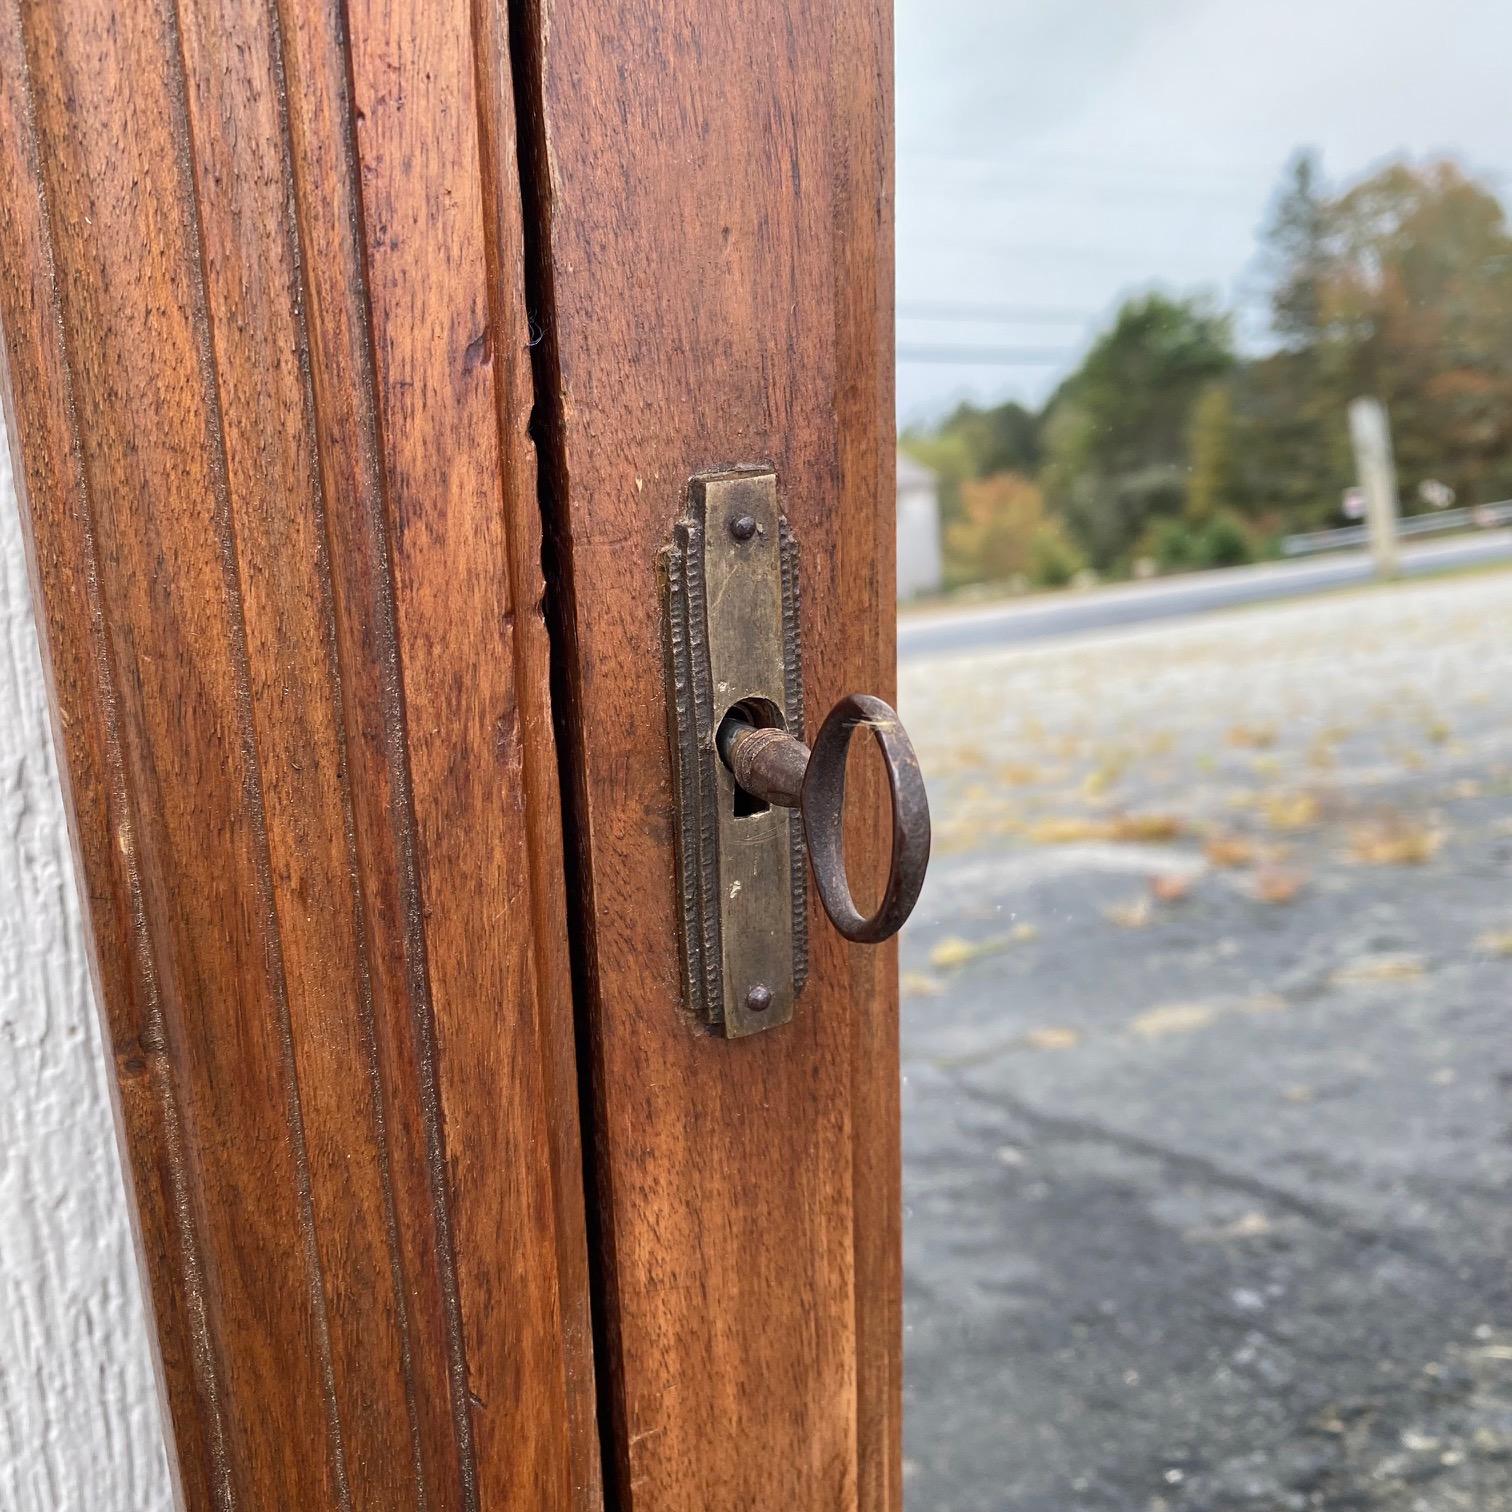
left=0, top=0, right=899, bottom=1505
left=510, top=1, right=902, bottom=1506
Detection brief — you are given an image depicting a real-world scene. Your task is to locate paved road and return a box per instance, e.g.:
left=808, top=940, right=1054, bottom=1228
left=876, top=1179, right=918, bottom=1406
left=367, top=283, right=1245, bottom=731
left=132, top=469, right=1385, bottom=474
left=896, top=572, right=1512, bottom=1511
left=898, top=530, right=1512, bottom=660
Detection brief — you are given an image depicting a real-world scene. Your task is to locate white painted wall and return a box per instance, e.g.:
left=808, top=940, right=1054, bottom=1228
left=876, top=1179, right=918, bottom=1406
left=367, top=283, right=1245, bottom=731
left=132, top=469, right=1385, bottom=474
left=896, top=451, right=943, bottom=600
left=1, top=420, right=173, bottom=1510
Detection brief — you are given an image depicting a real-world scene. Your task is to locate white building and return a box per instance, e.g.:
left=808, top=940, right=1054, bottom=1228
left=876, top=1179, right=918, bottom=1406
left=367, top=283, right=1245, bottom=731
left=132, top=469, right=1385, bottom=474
left=896, top=450, right=943, bottom=600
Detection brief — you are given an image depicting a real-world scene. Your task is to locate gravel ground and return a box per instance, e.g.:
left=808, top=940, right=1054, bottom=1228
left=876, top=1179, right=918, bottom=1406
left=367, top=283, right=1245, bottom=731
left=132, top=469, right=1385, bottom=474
left=896, top=569, right=1512, bottom=1512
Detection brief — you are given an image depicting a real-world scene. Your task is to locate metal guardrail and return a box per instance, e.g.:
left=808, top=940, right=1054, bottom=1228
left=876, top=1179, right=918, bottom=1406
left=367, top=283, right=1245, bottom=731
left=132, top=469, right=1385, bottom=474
left=1281, top=501, right=1512, bottom=556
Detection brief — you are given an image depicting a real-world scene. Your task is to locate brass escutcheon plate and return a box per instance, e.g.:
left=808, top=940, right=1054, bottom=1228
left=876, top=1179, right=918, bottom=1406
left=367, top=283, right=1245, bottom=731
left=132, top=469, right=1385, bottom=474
left=660, top=466, right=808, bottom=1037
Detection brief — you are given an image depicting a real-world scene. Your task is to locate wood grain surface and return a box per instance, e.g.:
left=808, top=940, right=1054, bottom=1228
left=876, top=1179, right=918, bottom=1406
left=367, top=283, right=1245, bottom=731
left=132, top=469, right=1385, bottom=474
left=0, top=0, right=600, bottom=1506
left=513, top=0, right=902, bottom=1505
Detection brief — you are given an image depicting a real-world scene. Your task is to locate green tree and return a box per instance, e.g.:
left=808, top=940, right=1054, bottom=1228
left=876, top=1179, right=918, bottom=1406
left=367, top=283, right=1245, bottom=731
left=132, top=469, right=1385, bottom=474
left=1323, top=159, right=1512, bottom=502
left=1228, top=351, right=1352, bottom=529
left=1185, top=383, right=1239, bottom=523
left=937, top=399, right=1042, bottom=478
left=1043, top=292, right=1234, bottom=567
left=1265, top=150, right=1330, bottom=351
left=1243, top=155, right=1512, bottom=520
left=1237, top=150, right=1341, bottom=524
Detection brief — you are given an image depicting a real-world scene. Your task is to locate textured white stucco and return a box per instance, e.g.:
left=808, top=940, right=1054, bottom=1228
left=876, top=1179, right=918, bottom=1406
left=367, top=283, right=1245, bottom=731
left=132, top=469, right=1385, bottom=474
left=1, top=421, right=173, bottom=1510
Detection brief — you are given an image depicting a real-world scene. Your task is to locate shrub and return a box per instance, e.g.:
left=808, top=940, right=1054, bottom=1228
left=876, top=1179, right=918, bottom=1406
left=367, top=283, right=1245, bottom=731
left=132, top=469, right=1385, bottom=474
left=1201, top=510, right=1254, bottom=567
left=1150, top=510, right=1256, bottom=572
left=1027, top=520, right=1086, bottom=588
left=944, top=472, right=1043, bottom=586
left=1150, top=517, right=1201, bottom=571
left=943, top=472, right=1089, bottom=591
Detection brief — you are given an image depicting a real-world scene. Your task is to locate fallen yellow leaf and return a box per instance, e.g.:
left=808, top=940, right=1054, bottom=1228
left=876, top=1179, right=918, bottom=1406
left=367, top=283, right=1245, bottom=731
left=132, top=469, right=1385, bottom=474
left=1026, top=815, right=1104, bottom=844
left=1240, top=994, right=1288, bottom=1015
left=1027, top=812, right=1186, bottom=845
left=927, top=934, right=1013, bottom=971
left=1105, top=897, right=1153, bottom=929
left=1150, top=872, right=1194, bottom=903
left=1129, top=1003, right=1215, bottom=1038
left=1262, top=791, right=1321, bottom=831
left=1332, top=953, right=1427, bottom=986
left=933, top=743, right=986, bottom=774
left=1349, top=819, right=1443, bottom=866
left=1024, top=1026, right=1080, bottom=1051
left=1204, top=832, right=1256, bottom=868
left=1227, top=723, right=1276, bottom=749
left=994, top=762, right=1041, bottom=786
left=1253, top=866, right=1307, bottom=904
left=1112, top=813, right=1185, bottom=843
left=1189, top=1211, right=1272, bottom=1242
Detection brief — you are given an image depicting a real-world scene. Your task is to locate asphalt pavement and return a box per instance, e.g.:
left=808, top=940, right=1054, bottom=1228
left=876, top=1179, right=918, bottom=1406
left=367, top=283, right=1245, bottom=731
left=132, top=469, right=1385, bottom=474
left=896, top=570, right=1512, bottom=1511
left=898, top=531, right=1512, bottom=660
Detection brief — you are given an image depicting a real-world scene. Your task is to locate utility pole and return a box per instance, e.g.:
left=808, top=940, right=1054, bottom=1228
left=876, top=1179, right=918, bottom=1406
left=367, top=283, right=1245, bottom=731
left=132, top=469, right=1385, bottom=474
left=1348, top=397, right=1400, bottom=580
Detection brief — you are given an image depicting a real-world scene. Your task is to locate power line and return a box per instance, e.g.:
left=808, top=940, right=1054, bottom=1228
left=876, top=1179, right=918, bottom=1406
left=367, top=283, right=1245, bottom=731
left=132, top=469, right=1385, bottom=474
left=898, top=234, right=1241, bottom=269
left=896, top=344, right=1079, bottom=367
left=898, top=170, right=1261, bottom=211
left=897, top=141, right=1285, bottom=185
left=897, top=300, right=1095, bottom=325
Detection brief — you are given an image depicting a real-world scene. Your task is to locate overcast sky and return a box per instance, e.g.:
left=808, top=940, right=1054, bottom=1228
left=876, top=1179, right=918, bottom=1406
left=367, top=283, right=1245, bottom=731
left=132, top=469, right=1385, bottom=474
left=894, top=0, right=1512, bottom=421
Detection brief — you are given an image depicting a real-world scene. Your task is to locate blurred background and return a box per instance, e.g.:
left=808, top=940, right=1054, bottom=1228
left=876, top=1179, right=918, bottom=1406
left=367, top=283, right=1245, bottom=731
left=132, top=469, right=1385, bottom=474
left=893, top=3, right=1512, bottom=1509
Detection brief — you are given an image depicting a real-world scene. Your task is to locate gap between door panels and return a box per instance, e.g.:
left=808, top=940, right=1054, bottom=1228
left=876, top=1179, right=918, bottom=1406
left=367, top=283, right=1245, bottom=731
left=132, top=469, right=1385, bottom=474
left=491, top=0, right=625, bottom=1505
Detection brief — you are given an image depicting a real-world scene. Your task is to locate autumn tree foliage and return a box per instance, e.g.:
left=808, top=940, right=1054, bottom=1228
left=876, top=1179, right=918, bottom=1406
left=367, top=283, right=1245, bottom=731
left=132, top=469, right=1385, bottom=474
left=904, top=153, right=1512, bottom=583
left=945, top=473, right=1084, bottom=589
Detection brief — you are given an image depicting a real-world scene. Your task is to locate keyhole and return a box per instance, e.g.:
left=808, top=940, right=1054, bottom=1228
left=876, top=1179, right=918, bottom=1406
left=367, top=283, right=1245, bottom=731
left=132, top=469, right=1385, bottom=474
left=717, top=697, right=784, bottom=818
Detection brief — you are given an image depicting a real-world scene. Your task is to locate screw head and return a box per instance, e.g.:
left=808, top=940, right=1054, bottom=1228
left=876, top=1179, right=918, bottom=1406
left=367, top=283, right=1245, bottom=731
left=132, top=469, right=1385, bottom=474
left=730, top=513, right=758, bottom=542
left=744, top=984, right=773, bottom=1014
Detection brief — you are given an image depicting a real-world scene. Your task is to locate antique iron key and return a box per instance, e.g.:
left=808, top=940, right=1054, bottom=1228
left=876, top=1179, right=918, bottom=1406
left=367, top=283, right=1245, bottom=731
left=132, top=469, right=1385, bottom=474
left=662, top=466, right=932, bottom=1037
